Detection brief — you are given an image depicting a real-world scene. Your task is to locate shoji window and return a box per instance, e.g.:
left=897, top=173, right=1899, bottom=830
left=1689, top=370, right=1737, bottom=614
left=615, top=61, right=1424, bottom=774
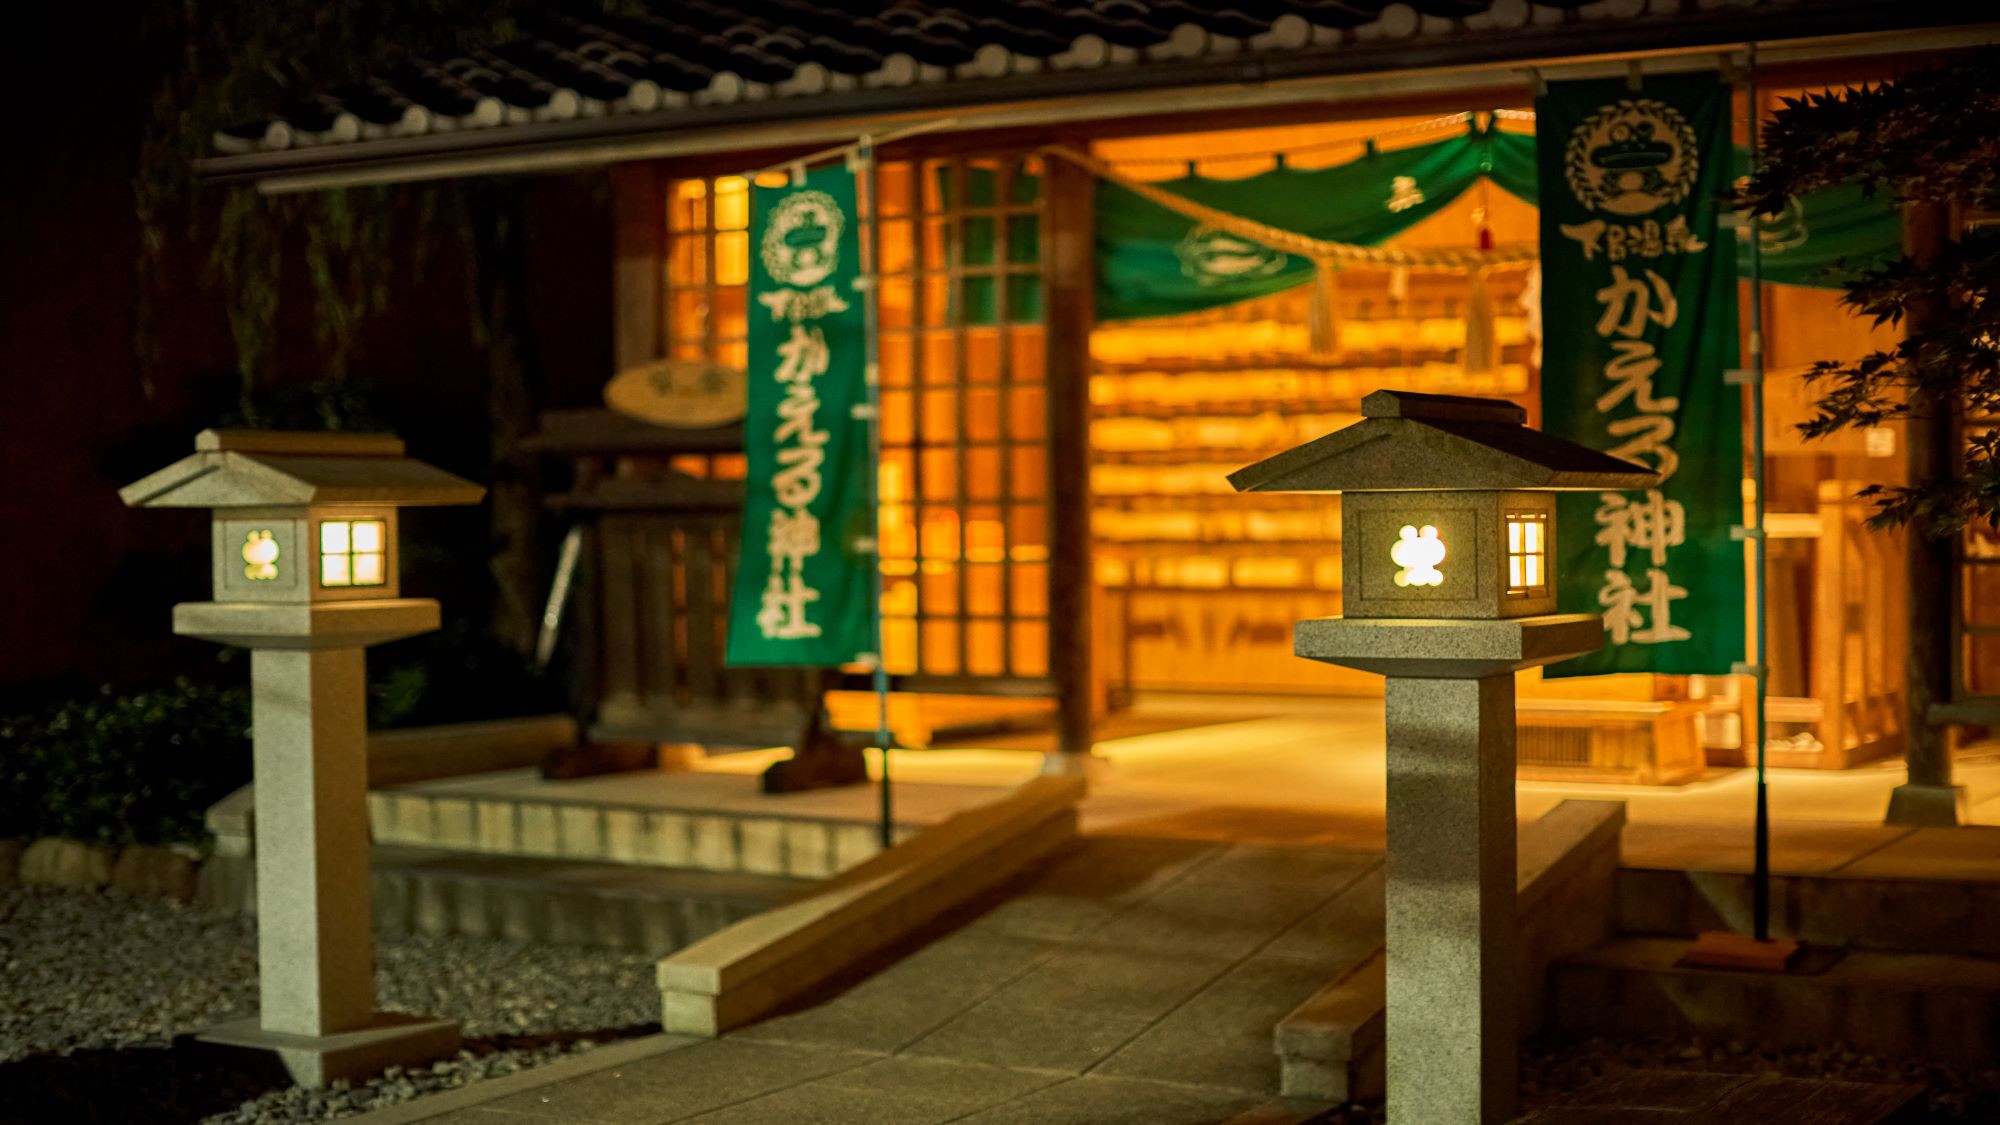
left=663, top=153, right=1050, bottom=686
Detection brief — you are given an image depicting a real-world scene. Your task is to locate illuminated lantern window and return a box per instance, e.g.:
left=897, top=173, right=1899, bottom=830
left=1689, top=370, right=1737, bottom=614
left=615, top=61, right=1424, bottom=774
left=1391, top=524, right=1446, bottom=588
left=1506, top=513, right=1549, bottom=596
left=241, top=530, right=280, bottom=581
left=320, top=519, right=388, bottom=588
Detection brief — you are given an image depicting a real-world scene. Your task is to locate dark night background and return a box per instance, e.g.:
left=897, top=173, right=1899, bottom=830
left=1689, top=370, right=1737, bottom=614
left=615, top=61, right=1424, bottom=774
left=0, top=8, right=614, bottom=700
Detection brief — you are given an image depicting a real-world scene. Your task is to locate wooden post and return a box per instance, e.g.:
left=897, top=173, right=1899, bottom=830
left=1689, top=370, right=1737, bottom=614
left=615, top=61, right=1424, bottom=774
left=1811, top=484, right=1848, bottom=761
left=1886, top=200, right=1965, bottom=825
left=1044, top=150, right=1096, bottom=764
left=611, top=163, right=665, bottom=371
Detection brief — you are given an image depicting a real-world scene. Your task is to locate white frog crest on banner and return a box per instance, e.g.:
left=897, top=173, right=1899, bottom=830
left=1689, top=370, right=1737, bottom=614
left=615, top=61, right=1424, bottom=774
left=1564, top=98, right=1700, bottom=217
left=1175, top=224, right=1287, bottom=287
left=760, top=190, right=844, bottom=287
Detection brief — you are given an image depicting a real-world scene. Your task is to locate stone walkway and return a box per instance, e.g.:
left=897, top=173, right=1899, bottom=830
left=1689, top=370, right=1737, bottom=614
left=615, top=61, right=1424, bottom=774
left=388, top=831, right=1381, bottom=1125
left=347, top=703, right=2000, bottom=1124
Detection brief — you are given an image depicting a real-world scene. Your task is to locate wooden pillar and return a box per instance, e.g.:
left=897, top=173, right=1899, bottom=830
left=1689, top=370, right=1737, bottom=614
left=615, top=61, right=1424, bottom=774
left=1887, top=200, right=1965, bottom=825
left=1044, top=151, right=1096, bottom=763
left=612, top=163, right=665, bottom=371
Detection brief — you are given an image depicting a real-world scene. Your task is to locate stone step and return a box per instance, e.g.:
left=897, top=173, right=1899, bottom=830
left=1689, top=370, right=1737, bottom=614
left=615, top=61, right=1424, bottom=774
left=1548, top=936, right=2000, bottom=1066
left=1215, top=1099, right=1341, bottom=1125
left=1509, top=1070, right=1922, bottom=1125
left=366, top=769, right=924, bottom=879
left=1274, top=948, right=1385, bottom=1104
left=1273, top=800, right=1627, bottom=1102
left=1617, top=865, right=2000, bottom=959
left=369, top=846, right=810, bottom=955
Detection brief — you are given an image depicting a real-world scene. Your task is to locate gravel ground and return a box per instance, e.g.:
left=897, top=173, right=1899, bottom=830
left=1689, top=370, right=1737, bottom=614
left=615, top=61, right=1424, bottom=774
left=10, top=886, right=2000, bottom=1124
left=0, top=886, right=660, bottom=1125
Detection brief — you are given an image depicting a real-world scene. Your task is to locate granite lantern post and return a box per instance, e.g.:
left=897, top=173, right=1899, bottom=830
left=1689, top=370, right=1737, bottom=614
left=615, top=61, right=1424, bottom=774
left=1230, top=391, right=1657, bottom=1125
left=121, top=430, right=485, bottom=1086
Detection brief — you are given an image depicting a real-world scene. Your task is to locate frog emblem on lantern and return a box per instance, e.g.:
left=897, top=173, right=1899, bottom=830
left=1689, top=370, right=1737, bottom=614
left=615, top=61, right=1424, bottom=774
left=1391, top=524, right=1446, bottom=588
left=1564, top=98, right=1699, bottom=217
left=241, top=529, right=280, bottom=581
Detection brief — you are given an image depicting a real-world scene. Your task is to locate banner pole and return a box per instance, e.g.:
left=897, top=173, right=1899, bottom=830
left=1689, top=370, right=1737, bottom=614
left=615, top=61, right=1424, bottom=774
left=855, top=133, right=895, bottom=850
left=1745, top=48, right=1772, bottom=944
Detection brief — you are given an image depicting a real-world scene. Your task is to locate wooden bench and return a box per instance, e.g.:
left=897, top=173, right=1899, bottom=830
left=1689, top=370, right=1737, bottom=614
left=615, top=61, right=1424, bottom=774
left=1515, top=697, right=1709, bottom=785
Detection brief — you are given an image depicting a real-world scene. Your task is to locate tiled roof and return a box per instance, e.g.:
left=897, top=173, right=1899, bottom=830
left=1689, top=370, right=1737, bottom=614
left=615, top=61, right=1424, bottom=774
left=214, top=0, right=1777, bottom=155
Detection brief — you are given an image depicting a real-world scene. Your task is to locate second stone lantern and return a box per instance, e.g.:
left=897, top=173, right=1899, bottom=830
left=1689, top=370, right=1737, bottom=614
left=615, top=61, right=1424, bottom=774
left=121, top=429, right=484, bottom=1085
left=1230, top=390, right=1657, bottom=1125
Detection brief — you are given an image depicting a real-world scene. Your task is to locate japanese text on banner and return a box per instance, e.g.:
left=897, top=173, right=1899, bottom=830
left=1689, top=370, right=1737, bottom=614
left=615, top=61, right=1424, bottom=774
left=725, top=169, right=873, bottom=667
left=1537, top=75, right=1745, bottom=677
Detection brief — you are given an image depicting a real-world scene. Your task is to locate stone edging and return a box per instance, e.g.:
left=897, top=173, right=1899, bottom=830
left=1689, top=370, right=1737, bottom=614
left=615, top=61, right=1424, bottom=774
left=2, top=716, right=584, bottom=907
left=328, top=1032, right=701, bottom=1125
left=1, top=836, right=206, bottom=902
left=657, top=773, right=1085, bottom=1037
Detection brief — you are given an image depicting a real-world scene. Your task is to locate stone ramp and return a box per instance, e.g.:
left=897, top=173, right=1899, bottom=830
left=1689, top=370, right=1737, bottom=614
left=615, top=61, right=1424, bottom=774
left=737, top=834, right=1384, bottom=1091
left=383, top=833, right=1384, bottom=1124
left=1510, top=1069, right=1922, bottom=1124
left=398, top=1041, right=1333, bottom=1125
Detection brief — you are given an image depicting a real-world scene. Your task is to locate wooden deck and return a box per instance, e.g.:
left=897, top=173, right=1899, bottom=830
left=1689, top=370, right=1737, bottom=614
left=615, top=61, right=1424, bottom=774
left=1513, top=1069, right=1922, bottom=1124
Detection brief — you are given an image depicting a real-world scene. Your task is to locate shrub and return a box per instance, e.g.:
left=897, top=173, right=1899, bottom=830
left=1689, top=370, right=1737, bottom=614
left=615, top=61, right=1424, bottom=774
left=367, top=620, right=564, bottom=730
left=0, top=679, right=251, bottom=848
left=0, top=628, right=558, bottom=848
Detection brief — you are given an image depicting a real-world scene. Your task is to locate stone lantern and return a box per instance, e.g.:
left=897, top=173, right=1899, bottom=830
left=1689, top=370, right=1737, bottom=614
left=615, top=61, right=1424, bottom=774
left=121, top=429, right=484, bottom=1085
left=1230, top=391, right=1657, bottom=1125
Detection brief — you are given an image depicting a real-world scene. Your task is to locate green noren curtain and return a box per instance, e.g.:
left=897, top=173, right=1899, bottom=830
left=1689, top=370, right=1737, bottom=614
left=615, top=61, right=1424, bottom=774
left=1086, top=126, right=1897, bottom=323
left=1096, top=128, right=1539, bottom=321
left=944, top=126, right=1901, bottom=325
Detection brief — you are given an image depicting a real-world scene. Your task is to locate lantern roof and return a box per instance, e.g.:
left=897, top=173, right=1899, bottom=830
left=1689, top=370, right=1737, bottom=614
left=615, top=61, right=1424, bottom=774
left=1228, top=390, right=1659, bottom=494
left=119, top=430, right=486, bottom=509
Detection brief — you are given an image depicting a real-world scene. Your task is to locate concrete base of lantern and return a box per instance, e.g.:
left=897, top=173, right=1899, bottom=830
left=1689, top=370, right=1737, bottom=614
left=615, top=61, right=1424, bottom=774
left=1298, top=611, right=1606, bottom=1125
left=1381, top=673, right=1521, bottom=1125
left=1884, top=782, right=1967, bottom=828
left=198, top=1012, right=461, bottom=1088
left=1039, top=750, right=1109, bottom=784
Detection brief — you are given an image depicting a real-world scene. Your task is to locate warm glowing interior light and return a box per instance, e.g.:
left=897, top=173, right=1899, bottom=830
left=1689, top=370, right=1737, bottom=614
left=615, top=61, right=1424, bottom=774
left=241, top=530, right=280, bottom=581
left=965, top=520, right=1006, bottom=563
left=321, top=554, right=351, bottom=586
left=1505, top=514, right=1548, bottom=595
left=1391, top=524, right=1446, bottom=588
left=319, top=519, right=388, bottom=588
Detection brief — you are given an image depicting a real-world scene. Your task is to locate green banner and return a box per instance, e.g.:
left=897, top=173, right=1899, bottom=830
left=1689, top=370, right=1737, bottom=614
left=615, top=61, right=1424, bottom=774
left=1097, top=129, right=1537, bottom=321
left=725, top=166, right=874, bottom=667
left=1091, top=128, right=1894, bottom=323
left=1536, top=74, right=1745, bottom=677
